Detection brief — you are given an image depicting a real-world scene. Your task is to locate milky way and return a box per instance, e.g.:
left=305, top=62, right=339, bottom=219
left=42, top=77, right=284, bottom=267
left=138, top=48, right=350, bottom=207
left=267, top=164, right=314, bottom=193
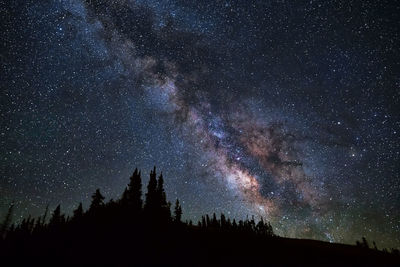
left=1, top=0, right=399, bottom=249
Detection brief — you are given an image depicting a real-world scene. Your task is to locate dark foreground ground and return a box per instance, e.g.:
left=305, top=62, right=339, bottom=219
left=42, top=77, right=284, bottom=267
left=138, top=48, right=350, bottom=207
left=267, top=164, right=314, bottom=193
left=1, top=221, right=399, bottom=266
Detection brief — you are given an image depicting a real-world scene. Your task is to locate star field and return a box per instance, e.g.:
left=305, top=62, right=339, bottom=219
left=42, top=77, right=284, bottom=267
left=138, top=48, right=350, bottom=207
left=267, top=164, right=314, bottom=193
left=1, top=0, right=399, bottom=249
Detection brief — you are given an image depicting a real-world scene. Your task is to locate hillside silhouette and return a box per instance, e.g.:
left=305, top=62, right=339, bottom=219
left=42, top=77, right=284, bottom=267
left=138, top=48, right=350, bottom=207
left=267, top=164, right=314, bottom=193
left=1, top=167, right=399, bottom=266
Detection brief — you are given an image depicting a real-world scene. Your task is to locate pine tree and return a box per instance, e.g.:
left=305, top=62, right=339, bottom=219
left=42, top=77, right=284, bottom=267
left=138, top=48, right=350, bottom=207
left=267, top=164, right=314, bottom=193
left=157, top=173, right=170, bottom=219
left=122, top=188, right=129, bottom=203
left=173, top=199, right=182, bottom=222
left=20, top=215, right=35, bottom=235
left=73, top=202, right=84, bottom=219
left=212, top=213, right=218, bottom=227
left=362, top=237, right=369, bottom=248
left=220, top=213, right=226, bottom=228
left=131, top=169, right=143, bottom=209
left=157, top=172, right=167, bottom=207
left=42, top=204, right=49, bottom=225
left=90, top=189, right=105, bottom=211
left=122, top=168, right=143, bottom=211
left=49, top=205, right=65, bottom=227
left=201, top=216, right=206, bottom=228
left=232, top=219, right=237, bottom=229
left=1, top=203, right=14, bottom=238
left=144, top=167, right=171, bottom=221
left=144, top=166, right=157, bottom=213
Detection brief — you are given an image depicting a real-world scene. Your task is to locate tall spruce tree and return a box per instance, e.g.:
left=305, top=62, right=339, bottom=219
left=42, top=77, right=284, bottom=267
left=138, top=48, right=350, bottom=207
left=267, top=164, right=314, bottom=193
left=124, top=168, right=143, bottom=211
left=144, top=166, right=157, bottom=213
left=0, top=203, right=14, bottom=238
left=157, top=173, right=167, bottom=207
left=220, top=213, right=226, bottom=228
left=201, top=216, right=206, bottom=228
left=73, top=202, right=84, bottom=220
left=49, top=205, right=65, bottom=227
left=157, top=173, right=171, bottom=220
left=173, top=199, right=182, bottom=222
left=90, top=189, right=105, bottom=211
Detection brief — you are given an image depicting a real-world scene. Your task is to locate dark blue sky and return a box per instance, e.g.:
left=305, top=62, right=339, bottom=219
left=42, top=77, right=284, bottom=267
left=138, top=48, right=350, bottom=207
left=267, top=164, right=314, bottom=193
left=1, top=0, right=399, bottom=248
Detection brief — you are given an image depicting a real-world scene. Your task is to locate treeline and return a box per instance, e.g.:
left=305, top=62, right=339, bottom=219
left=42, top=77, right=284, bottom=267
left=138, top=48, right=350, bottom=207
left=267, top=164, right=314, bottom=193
left=0, top=166, right=273, bottom=244
left=1, top=167, right=399, bottom=266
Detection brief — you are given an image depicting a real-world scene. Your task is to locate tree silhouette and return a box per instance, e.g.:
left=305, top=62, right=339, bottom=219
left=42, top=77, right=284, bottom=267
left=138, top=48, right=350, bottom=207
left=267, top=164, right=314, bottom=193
left=212, top=213, right=218, bottom=228
left=90, top=189, right=105, bottom=211
left=220, top=213, right=226, bottom=228
left=0, top=203, right=14, bottom=238
left=201, top=216, right=206, bottom=228
left=121, top=168, right=143, bottom=212
left=144, top=166, right=158, bottom=214
left=49, top=205, right=65, bottom=227
left=362, top=237, right=370, bottom=249
left=156, top=172, right=171, bottom=220
left=206, top=214, right=210, bottom=227
left=73, top=202, right=84, bottom=220
left=2, top=165, right=393, bottom=267
left=173, top=199, right=182, bottom=223
left=157, top=173, right=167, bottom=207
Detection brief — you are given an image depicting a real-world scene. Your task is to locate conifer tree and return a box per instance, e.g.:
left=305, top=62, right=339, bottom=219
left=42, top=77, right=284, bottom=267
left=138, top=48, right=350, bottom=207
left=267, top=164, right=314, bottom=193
left=212, top=213, right=218, bottom=227
left=49, top=205, right=65, bottom=227
left=42, top=204, right=49, bottom=225
left=20, top=215, right=35, bottom=235
left=232, top=219, right=237, bottom=229
left=173, top=199, right=182, bottom=222
left=90, top=189, right=105, bottom=211
left=206, top=214, right=210, bottom=227
left=157, top=173, right=171, bottom=219
left=73, top=202, right=84, bottom=219
left=226, top=218, right=232, bottom=229
left=201, top=216, right=206, bottom=228
left=220, top=213, right=226, bottom=228
left=122, top=188, right=128, bottom=202
left=1, top=203, right=14, bottom=238
left=362, top=237, right=369, bottom=248
left=122, top=168, right=143, bottom=211
left=144, top=166, right=157, bottom=213
left=157, top=173, right=167, bottom=207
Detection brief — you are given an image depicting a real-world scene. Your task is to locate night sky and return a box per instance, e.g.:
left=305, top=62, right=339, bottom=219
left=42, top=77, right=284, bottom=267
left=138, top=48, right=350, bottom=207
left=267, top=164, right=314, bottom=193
left=1, top=0, right=399, bottom=248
